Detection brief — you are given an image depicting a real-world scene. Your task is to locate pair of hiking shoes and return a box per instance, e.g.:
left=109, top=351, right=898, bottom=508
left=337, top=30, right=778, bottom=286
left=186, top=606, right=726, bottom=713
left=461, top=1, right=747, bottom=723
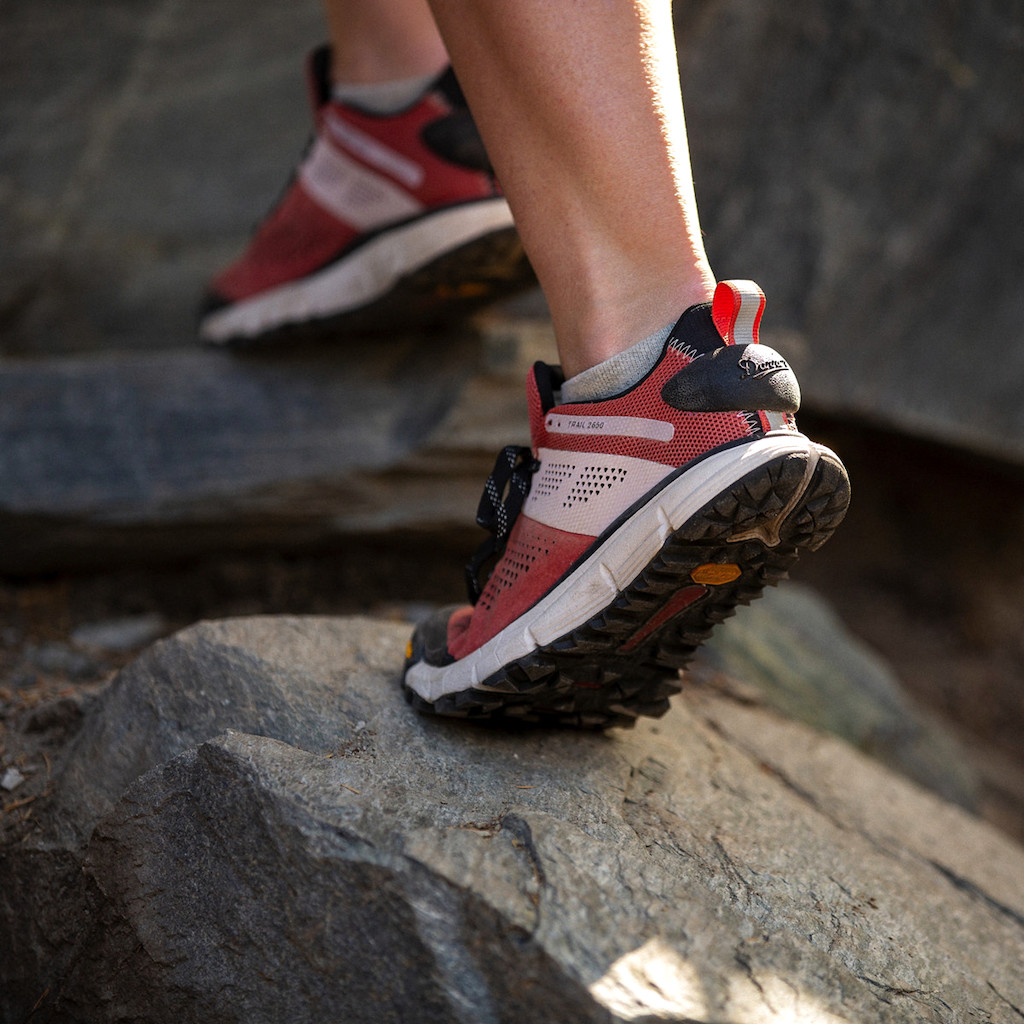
left=200, top=49, right=850, bottom=728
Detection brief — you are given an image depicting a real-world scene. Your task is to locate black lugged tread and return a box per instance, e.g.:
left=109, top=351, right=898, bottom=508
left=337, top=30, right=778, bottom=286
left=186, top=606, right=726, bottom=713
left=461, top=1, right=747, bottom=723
left=403, top=444, right=850, bottom=729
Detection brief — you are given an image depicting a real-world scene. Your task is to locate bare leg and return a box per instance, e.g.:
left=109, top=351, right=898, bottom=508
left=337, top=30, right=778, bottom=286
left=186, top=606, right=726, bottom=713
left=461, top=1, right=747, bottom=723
left=402, top=1, right=850, bottom=725
left=322, top=0, right=448, bottom=84
left=427, top=0, right=715, bottom=378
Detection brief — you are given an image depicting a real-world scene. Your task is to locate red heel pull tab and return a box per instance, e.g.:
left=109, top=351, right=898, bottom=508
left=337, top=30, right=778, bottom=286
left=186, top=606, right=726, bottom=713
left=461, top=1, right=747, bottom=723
left=712, top=280, right=766, bottom=346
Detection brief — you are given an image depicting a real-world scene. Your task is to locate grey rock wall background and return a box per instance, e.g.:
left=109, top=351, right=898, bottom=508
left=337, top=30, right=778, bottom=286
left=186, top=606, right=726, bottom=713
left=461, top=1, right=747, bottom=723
left=679, top=0, right=1024, bottom=461
left=2, top=0, right=324, bottom=354
left=3, top=0, right=1023, bottom=460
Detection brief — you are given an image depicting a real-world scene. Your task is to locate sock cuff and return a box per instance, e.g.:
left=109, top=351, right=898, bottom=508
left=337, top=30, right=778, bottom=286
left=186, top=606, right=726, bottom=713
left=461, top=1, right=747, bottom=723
left=331, top=72, right=437, bottom=115
left=559, top=323, right=673, bottom=404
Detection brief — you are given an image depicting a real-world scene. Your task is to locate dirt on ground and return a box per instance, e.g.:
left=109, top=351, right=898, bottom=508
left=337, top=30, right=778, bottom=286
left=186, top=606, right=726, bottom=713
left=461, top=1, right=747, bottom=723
left=2, top=415, right=1023, bottom=844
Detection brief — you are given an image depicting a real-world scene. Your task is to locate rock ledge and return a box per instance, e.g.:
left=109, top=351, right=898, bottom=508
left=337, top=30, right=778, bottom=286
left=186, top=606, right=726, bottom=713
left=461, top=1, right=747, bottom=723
left=2, top=616, right=1023, bottom=1023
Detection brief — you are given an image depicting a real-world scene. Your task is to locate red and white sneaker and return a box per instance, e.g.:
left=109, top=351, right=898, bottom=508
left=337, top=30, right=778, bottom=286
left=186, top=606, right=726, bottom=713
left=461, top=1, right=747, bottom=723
left=403, top=280, right=850, bottom=727
left=199, top=47, right=533, bottom=345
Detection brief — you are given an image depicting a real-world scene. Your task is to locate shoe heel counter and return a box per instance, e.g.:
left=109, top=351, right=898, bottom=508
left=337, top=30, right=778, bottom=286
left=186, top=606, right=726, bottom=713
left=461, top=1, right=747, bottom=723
left=420, top=111, right=493, bottom=174
left=660, top=342, right=801, bottom=414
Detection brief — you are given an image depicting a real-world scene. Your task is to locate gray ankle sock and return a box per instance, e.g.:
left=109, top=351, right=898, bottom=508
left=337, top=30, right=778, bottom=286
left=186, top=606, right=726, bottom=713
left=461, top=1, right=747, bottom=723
left=332, top=73, right=437, bottom=115
left=559, top=323, right=674, bottom=404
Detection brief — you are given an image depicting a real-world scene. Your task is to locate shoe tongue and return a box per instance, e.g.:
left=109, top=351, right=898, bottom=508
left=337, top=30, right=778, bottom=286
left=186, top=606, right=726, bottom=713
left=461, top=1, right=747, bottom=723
left=307, top=46, right=334, bottom=111
left=666, top=301, right=722, bottom=356
left=420, top=67, right=493, bottom=173
left=532, top=360, right=565, bottom=410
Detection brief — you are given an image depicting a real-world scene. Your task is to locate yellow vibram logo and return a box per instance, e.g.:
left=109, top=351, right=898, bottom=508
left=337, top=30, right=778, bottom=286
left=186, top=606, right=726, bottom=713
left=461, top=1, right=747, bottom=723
left=691, top=563, right=742, bottom=585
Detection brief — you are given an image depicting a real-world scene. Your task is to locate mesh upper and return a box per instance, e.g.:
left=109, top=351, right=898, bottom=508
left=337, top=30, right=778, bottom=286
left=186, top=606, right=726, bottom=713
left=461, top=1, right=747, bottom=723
left=445, top=300, right=790, bottom=661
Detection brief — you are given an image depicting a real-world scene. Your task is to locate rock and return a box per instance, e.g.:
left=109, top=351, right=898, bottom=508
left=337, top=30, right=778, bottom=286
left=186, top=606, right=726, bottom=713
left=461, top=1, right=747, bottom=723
left=3, top=616, right=1022, bottom=1023
left=700, top=583, right=978, bottom=808
left=5, top=0, right=1023, bottom=465
left=22, top=693, right=89, bottom=743
left=23, top=641, right=100, bottom=680
left=0, top=329, right=493, bottom=574
left=1, top=0, right=326, bottom=355
left=678, top=0, right=1024, bottom=462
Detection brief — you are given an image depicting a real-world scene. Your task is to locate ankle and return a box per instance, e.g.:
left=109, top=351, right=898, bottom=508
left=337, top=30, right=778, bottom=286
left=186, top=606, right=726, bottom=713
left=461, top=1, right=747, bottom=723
left=554, top=265, right=715, bottom=379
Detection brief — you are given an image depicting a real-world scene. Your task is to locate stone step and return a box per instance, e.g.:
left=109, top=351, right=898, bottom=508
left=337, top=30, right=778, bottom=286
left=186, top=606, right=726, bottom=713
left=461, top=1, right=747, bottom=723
left=0, top=320, right=551, bottom=574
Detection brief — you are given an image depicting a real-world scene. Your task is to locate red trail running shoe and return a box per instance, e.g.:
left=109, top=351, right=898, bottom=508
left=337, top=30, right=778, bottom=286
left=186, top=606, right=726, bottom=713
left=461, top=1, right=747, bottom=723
left=403, top=280, right=850, bottom=728
left=199, top=47, right=533, bottom=345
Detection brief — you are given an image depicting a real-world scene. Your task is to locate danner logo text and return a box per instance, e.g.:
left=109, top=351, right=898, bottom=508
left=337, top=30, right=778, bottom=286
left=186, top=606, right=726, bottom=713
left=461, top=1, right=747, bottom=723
left=738, top=354, right=790, bottom=380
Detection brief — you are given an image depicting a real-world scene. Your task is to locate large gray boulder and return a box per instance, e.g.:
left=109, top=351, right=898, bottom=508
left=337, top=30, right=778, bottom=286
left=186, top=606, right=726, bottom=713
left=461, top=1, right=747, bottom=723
left=3, top=616, right=1022, bottom=1023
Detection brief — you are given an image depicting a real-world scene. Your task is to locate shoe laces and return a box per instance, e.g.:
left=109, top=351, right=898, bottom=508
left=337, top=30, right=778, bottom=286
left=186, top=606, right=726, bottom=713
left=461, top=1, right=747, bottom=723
left=465, top=445, right=539, bottom=604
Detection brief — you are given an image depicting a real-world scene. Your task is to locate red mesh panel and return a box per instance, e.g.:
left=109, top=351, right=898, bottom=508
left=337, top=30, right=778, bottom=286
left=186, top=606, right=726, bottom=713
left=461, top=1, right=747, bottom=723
left=529, top=345, right=757, bottom=467
left=341, top=96, right=496, bottom=207
left=210, top=186, right=357, bottom=300
left=448, top=516, right=592, bottom=659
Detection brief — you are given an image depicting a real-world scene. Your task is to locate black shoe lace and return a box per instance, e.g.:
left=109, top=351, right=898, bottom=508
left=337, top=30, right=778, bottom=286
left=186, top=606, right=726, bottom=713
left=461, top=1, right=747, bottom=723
left=465, top=445, right=539, bottom=604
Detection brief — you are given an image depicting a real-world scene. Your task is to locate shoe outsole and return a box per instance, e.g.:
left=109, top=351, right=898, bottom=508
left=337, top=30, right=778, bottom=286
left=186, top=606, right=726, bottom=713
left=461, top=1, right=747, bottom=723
left=338, top=225, right=535, bottom=337
left=201, top=223, right=535, bottom=348
left=402, top=444, right=850, bottom=729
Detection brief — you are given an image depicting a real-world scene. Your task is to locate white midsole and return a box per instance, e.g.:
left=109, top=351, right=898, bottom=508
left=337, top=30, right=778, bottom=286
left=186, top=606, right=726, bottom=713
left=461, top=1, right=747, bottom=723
left=200, top=197, right=515, bottom=343
left=406, top=433, right=823, bottom=703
